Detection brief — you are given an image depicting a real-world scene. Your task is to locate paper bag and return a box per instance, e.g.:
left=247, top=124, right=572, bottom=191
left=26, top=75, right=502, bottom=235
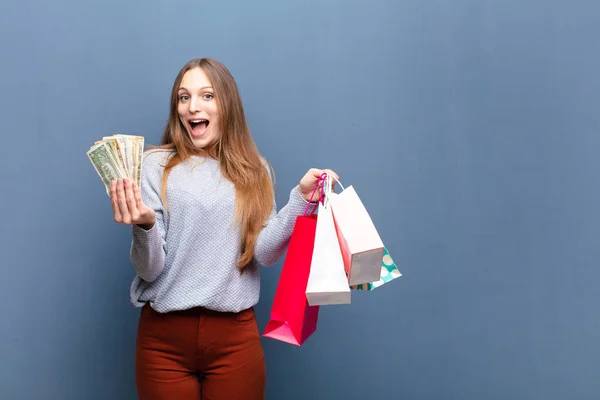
left=263, top=214, right=320, bottom=346
left=351, top=248, right=402, bottom=290
left=329, top=185, right=385, bottom=286
left=305, top=177, right=351, bottom=306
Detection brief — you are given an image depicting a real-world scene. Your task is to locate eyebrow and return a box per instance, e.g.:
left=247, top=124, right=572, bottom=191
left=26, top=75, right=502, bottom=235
left=178, top=86, right=213, bottom=92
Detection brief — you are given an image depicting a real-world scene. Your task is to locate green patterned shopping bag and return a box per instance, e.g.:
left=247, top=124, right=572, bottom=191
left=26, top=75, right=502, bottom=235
left=351, top=248, right=402, bottom=291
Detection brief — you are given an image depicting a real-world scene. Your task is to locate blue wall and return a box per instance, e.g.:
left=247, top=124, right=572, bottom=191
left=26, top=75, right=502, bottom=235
left=1, top=0, right=599, bottom=399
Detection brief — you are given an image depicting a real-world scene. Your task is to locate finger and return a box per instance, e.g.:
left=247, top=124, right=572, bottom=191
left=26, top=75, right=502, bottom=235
left=310, top=168, right=325, bottom=179
left=124, top=179, right=139, bottom=219
left=110, top=180, right=122, bottom=223
left=133, top=182, right=144, bottom=211
left=116, top=179, right=132, bottom=224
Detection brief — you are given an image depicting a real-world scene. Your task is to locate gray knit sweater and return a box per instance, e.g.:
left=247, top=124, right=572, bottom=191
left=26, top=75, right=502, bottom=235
left=129, top=150, right=308, bottom=313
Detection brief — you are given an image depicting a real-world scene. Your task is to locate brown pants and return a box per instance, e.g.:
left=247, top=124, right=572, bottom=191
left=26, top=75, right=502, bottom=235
left=135, top=304, right=266, bottom=400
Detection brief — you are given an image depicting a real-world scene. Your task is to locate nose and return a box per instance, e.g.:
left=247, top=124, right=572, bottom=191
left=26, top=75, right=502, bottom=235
left=188, top=96, right=202, bottom=113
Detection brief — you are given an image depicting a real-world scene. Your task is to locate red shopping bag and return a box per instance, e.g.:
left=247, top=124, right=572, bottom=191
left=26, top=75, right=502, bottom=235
left=263, top=213, right=320, bottom=346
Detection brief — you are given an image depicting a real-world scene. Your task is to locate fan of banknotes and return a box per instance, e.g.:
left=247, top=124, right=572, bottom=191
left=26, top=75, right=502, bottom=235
left=87, top=134, right=145, bottom=195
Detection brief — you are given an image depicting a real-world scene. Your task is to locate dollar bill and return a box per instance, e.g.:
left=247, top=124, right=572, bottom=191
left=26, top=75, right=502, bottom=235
left=133, top=135, right=144, bottom=187
left=87, top=141, right=125, bottom=195
left=111, top=134, right=136, bottom=179
left=112, top=134, right=144, bottom=186
left=87, top=133, right=145, bottom=195
left=102, top=137, right=129, bottom=178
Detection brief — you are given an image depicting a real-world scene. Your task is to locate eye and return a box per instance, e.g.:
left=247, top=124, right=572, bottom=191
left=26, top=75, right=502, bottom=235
left=179, top=95, right=190, bottom=101
left=202, top=93, right=214, bottom=100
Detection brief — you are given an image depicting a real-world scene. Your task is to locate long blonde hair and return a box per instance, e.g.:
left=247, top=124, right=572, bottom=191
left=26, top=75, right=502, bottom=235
left=157, top=58, right=274, bottom=270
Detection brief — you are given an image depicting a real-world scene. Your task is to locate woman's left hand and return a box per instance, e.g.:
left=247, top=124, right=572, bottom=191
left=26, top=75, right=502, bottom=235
left=297, top=168, right=340, bottom=202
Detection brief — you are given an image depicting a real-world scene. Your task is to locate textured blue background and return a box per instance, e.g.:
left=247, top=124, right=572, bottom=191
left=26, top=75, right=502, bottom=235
left=1, top=0, right=599, bottom=398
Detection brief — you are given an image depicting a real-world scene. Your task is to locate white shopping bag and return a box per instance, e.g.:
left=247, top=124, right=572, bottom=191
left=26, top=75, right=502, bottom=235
left=305, top=175, right=351, bottom=306
left=329, top=181, right=384, bottom=286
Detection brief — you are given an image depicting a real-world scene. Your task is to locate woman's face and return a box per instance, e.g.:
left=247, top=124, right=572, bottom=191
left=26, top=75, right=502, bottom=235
left=177, top=67, right=220, bottom=148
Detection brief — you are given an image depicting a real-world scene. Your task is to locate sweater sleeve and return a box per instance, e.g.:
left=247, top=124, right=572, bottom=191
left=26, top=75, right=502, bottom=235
left=253, top=161, right=310, bottom=266
left=129, top=151, right=168, bottom=282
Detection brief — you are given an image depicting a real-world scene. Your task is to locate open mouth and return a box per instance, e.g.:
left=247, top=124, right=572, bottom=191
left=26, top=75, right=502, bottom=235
left=189, top=119, right=210, bottom=137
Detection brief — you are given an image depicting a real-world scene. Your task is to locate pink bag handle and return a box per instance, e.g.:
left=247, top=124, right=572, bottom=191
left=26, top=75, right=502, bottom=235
left=303, top=172, right=328, bottom=216
left=302, top=172, right=346, bottom=215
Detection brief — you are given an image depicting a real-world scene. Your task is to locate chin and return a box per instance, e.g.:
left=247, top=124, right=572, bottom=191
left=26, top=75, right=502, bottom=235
left=189, top=134, right=217, bottom=150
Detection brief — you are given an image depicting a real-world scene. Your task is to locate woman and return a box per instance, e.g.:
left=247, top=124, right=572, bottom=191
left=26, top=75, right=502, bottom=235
left=109, top=57, right=338, bottom=400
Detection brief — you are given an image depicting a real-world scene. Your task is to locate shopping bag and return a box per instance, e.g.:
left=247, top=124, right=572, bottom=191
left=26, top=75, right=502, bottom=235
left=263, top=213, right=320, bottom=346
left=329, top=181, right=385, bottom=286
left=305, top=174, right=352, bottom=306
left=351, top=248, right=402, bottom=290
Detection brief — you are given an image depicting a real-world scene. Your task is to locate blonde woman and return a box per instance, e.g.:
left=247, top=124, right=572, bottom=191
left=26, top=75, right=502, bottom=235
left=110, top=57, right=338, bottom=400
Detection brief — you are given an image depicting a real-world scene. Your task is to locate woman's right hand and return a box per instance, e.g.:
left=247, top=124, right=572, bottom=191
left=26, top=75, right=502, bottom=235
left=110, top=178, right=156, bottom=230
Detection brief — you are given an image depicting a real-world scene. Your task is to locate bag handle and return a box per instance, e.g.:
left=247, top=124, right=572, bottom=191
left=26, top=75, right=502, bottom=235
left=303, top=172, right=345, bottom=216
left=329, top=174, right=345, bottom=191
left=303, top=172, right=327, bottom=215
